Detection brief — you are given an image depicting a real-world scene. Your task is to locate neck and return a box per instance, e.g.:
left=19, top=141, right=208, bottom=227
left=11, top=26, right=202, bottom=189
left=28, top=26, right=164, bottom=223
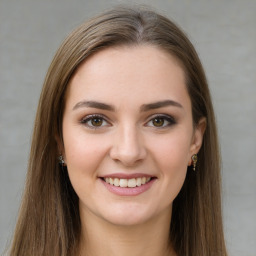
left=78, top=206, right=176, bottom=256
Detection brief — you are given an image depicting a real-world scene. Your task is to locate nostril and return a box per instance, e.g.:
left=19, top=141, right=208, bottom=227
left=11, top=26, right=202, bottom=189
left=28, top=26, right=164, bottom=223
left=109, top=130, right=147, bottom=165
left=109, top=145, right=147, bottom=167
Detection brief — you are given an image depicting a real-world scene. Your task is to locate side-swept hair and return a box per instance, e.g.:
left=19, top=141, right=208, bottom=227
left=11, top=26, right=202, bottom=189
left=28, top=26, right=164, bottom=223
left=9, top=6, right=227, bottom=256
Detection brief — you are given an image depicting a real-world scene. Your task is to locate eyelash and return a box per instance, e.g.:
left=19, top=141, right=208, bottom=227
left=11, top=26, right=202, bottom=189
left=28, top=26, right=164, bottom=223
left=80, top=114, right=110, bottom=129
left=145, top=114, right=176, bottom=128
left=80, top=114, right=176, bottom=129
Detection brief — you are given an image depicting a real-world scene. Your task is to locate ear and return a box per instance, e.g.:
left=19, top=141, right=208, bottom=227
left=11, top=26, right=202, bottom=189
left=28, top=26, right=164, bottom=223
left=188, top=117, right=206, bottom=165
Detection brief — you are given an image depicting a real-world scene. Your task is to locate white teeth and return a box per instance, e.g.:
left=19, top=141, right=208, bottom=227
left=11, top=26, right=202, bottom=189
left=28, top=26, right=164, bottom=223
left=104, top=177, right=152, bottom=188
left=119, top=179, right=128, bottom=187
left=114, top=178, right=119, bottom=186
left=136, top=178, right=142, bottom=186
left=128, top=178, right=136, bottom=188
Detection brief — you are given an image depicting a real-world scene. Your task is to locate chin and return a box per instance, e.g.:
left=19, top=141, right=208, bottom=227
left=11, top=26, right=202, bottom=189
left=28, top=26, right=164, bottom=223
left=99, top=203, right=162, bottom=227
left=104, top=213, right=151, bottom=227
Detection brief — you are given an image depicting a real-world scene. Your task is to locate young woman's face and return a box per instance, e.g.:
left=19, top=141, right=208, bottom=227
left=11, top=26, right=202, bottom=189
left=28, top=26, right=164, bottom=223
left=62, top=45, right=204, bottom=226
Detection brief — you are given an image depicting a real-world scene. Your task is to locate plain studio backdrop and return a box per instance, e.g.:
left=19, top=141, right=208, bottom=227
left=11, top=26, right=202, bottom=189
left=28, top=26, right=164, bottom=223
left=0, top=0, right=255, bottom=255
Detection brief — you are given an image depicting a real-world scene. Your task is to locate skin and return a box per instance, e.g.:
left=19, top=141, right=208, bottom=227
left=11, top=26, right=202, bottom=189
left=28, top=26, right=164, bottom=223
left=61, top=45, right=205, bottom=256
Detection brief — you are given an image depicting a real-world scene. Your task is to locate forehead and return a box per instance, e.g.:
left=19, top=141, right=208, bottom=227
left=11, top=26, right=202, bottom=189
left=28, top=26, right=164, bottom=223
left=66, top=45, right=190, bottom=110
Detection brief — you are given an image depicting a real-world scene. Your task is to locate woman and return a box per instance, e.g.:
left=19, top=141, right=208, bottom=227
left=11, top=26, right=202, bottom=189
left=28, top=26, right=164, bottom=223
left=9, top=6, right=227, bottom=256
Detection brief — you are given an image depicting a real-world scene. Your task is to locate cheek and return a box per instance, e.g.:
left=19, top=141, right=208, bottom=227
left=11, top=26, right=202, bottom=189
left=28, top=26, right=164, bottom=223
left=62, top=130, right=108, bottom=199
left=62, top=124, right=107, bottom=178
left=149, top=131, right=192, bottom=172
left=148, top=130, right=191, bottom=195
left=66, top=142, right=101, bottom=174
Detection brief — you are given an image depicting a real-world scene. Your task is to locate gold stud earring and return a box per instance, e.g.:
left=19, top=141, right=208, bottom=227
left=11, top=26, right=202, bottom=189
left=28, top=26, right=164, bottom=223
left=191, top=154, right=198, bottom=171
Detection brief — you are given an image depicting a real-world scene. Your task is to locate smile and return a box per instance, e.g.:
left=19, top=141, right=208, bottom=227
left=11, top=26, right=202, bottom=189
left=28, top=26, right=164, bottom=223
left=103, top=177, right=151, bottom=188
left=100, top=175, right=156, bottom=196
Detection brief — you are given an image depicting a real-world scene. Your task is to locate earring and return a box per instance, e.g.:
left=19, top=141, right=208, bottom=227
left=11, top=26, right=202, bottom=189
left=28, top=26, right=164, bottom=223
left=59, top=155, right=65, bottom=166
left=191, top=154, right=198, bottom=171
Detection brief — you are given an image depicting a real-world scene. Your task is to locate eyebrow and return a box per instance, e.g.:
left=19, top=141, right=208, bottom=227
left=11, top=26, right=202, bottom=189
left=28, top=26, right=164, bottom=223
left=140, top=100, right=183, bottom=112
left=72, top=101, right=115, bottom=111
left=72, top=99, right=183, bottom=112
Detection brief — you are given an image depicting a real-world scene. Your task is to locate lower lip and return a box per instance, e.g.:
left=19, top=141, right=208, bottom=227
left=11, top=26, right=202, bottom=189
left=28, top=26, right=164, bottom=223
left=100, top=178, right=156, bottom=196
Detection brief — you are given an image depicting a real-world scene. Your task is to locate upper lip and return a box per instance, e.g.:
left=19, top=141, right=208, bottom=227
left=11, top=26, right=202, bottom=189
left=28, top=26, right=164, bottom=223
left=100, top=173, right=156, bottom=179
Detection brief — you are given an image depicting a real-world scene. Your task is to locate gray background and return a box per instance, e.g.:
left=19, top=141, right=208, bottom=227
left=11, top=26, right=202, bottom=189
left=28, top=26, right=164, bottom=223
left=0, top=0, right=255, bottom=255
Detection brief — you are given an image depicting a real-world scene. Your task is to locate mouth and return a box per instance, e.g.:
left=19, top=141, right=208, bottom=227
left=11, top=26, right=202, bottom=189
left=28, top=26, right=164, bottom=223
left=100, top=174, right=157, bottom=196
left=102, top=176, right=153, bottom=188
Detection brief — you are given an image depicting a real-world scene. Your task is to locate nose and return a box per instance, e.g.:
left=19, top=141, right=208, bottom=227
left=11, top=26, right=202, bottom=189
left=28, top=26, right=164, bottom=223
left=109, top=124, right=147, bottom=167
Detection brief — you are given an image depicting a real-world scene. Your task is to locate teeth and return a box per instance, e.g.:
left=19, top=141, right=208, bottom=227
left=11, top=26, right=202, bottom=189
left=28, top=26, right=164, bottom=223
left=136, top=178, right=141, bottom=186
left=119, top=179, right=128, bottom=187
left=114, top=178, right=119, bottom=186
left=104, top=177, right=152, bottom=188
left=128, top=178, right=136, bottom=188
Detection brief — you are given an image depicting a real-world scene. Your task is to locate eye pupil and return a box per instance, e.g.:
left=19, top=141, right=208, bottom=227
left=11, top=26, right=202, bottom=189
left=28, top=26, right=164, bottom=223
left=91, top=118, right=103, bottom=126
left=153, top=118, right=164, bottom=127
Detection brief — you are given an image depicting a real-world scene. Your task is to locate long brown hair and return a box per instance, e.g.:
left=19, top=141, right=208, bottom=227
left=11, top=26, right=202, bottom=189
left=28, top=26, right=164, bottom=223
left=9, top=6, right=227, bottom=256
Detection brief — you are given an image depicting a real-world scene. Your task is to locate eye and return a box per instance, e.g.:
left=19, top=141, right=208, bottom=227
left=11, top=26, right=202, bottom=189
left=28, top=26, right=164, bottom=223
left=146, top=115, right=176, bottom=128
left=81, top=115, right=110, bottom=129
